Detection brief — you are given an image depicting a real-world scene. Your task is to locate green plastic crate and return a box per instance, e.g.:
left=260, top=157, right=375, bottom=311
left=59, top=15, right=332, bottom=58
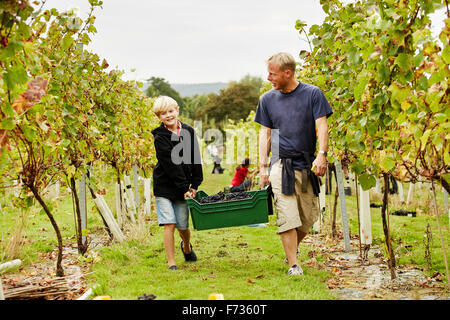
left=186, top=189, right=269, bottom=231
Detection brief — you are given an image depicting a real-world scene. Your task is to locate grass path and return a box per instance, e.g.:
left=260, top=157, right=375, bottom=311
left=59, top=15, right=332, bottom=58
left=1, top=164, right=449, bottom=300
left=88, top=164, right=334, bottom=300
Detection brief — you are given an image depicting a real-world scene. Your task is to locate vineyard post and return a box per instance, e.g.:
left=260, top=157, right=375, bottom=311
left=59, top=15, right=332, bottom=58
left=335, top=161, right=351, bottom=252
left=0, top=259, right=23, bottom=300
left=70, top=176, right=87, bottom=255
left=91, top=194, right=125, bottom=243
left=381, top=174, right=396, bottom=280
left=375, top=179, right=381, bottom=194
left=430, top=181, right=450, bottom=289
left=355, top=175, right=361, bottom=258
left=331, top=185, right=338, bottom=238
left=144, top=178, right=152, bottom=216
left=444, top=189, right=449, bottom=228
left=133, top=164, right=139, bottom=210
left=397, top=180, right=404, bottom=204
left=78, top=174, right=87, bottom=247
left=55, top=181, right=60, bottom=199
left=406, top=183, right=414, bottom=205
left=359, top=184, right=372, bottom=253
left=115, top=183, right=123, bottom=228
left=123, top=175, right=137, bottom=223
left=313, top=183, right=326, bottom=233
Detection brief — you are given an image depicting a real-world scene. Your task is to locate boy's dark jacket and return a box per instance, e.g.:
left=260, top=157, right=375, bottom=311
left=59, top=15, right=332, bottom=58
left=151, top=122, right=203, bottom=201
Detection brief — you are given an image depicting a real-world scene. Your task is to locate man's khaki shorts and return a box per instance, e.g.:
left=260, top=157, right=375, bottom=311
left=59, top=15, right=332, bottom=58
left=269, top=160, right=319, bottom=234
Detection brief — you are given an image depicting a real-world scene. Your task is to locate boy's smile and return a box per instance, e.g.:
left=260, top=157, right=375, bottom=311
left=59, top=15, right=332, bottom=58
left=158, top=107, right=179, bottom=131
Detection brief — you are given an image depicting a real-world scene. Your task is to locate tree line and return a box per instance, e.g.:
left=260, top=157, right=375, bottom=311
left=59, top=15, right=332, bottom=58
left=144, top=75, right=264, bottom=131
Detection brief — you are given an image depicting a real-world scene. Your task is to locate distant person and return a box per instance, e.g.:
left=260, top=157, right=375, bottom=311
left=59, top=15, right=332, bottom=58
left=208, top=144, right=224, bottom=174
left=229, top=158, right=253, bottom=192
left=255, top=52, right=332, bottom=276
left=151, top=96, right=203, bottom=270
left=212, top=155, right=224, bottom=174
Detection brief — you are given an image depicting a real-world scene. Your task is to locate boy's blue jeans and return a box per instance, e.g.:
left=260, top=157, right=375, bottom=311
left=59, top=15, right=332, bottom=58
left=155, top=197, right=189, bottom=230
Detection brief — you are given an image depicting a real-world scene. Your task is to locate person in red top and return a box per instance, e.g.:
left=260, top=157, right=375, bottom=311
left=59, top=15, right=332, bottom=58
left=229, top=158, right=253, bottom=192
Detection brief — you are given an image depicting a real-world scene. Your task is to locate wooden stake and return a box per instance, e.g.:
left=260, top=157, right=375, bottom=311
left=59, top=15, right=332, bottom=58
left=355, top=175, right=362, bottom=257
left=133, top=164, right=139, bottom=210
left=381, top=173, right=396, bottom=279
left=115, top=183, right=123, bottom=228
left=335, top=162, right=351, bottom=252
left=359, top=185, right=372, bottom=246
left=0, top=259, right=22, bottom=273
left=93, top=194, right=125, bottom=242
left=144, top=178, right=151, bottom=216
left=0, top=279, right=4, bottom=300
left=430, top=181, right=450, bottom=290
left=397, top=180, right=404, bottom=203
left=406, top=183, right=414, bottom=205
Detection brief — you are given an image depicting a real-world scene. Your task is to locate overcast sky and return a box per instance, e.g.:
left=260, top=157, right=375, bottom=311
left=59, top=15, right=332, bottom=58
left=41, top=0, right=446, bottom=84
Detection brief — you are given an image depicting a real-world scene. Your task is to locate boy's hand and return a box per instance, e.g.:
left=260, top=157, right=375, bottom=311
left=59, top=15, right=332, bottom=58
left=259, top=166, right=269, bottom=188
left=259, top=174, right=269, bottom=188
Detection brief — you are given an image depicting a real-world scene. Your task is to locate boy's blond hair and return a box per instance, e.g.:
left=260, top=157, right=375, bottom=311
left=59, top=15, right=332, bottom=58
left=153, top=96, right=179, bottom=116
left=266, top=52, right=296, bottom=72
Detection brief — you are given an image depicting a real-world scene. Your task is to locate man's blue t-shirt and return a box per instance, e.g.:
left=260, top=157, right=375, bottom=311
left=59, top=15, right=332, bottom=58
left=254, top=82, right=333, bottom=170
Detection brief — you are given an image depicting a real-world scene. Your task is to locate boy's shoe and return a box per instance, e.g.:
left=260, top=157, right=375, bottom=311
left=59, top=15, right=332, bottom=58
left=287, top=264, right=303, bottom=276
left=284, top=248, right=300, bottom=264
left=180, top=241, right=197, bottom=262
left=169, top=265, right=178, bottom=270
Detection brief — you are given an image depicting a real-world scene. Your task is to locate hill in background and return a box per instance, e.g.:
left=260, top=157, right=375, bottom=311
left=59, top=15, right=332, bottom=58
left=171, top=82, right=227, bottom=97
left=140, top=81, right=227, bottom=98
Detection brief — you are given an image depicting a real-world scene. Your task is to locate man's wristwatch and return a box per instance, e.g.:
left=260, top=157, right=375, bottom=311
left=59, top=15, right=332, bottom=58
left=318, top=150, right=328, bottom=156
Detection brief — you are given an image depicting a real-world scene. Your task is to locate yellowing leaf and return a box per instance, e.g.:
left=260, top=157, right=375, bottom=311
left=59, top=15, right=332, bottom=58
left=420, top=129, right=432, bottom=150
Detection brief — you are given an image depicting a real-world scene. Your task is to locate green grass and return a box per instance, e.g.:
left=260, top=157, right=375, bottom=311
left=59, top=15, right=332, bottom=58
left=89, top=222, right=333, bottom=300
left=342, top=182, right=450, bottom=278
left=1, top=164, right=449, bottom=299
left=87, top=163, right=334, bottom=299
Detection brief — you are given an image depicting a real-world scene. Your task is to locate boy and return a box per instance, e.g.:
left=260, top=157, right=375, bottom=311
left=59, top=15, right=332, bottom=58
left=151, top=96, right=203, bottom=270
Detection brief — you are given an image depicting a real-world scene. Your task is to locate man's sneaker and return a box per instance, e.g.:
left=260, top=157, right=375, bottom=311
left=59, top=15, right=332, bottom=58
left=180, top=241, right=197, bottom=262
left=287, top=264, right=303, bottom=276
left=284, top=248, right=300, bottom=264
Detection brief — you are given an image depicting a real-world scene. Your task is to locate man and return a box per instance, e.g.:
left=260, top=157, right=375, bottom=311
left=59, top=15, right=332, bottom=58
left=254, top=52, right=332, bottom=275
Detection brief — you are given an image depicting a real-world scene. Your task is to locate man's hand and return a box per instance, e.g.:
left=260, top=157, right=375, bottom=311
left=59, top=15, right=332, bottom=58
left=312, top=153, right=327, bottom=177
left=314, top=116, right=329, bottom=177
left=184, top=191, right=192, bottom=199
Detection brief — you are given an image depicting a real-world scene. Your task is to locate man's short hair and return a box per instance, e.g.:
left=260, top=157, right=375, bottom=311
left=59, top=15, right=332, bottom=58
left=266, top=52, right=296, bottom=72
left=153, top=96, right=179, bottom=116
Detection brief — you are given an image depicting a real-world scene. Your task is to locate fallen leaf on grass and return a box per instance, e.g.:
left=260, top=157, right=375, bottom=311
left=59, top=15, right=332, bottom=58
left=247, top=279, right=255, bottom=284
left=367, top=292, right=383, bottom=299
left=255, top=274, right=264, bottom=279
left=332, top=267, right=341, bottom=274
left=431, top=271, right=444, bottom=282
left=326, top=277, right=343, bottom=289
